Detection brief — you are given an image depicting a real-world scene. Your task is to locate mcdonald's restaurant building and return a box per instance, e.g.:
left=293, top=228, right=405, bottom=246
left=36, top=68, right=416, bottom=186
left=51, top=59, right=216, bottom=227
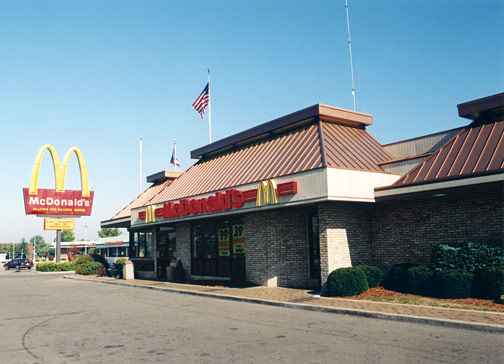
left=101, top=93, right=504, bottom=287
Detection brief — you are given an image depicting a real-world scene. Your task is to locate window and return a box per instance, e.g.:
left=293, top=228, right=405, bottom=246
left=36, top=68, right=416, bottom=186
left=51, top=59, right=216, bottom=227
left=131, top=231, right=154, bottom=258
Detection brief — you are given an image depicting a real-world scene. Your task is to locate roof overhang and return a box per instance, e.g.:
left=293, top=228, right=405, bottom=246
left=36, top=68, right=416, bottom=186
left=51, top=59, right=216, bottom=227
left=100, top=216, right=131, bottom=229
left=458, top=92, right=504, bottom=121
left=374, top=172, right=504, bottom=201
left=146, top=170, right=183, bottom=184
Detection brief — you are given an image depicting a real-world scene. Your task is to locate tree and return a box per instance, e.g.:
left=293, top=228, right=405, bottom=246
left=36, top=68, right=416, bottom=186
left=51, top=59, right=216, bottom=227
left=18, top=238, right=29, bottom=258
left=30, top=235, right=51, bottom=258
left=61, top=231, right=75, bottom=242
left=98, top=228, right=121, bottom=238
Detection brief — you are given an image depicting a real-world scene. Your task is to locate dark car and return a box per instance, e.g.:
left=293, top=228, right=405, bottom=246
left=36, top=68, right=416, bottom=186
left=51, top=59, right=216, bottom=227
left=4, top=258, right=33, bottom=270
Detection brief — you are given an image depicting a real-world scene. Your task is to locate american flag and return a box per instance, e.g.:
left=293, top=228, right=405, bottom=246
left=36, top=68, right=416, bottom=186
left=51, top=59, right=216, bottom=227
left=192, top=83, right=210, bottom=118
left=170, top=147, right=180, bottom=167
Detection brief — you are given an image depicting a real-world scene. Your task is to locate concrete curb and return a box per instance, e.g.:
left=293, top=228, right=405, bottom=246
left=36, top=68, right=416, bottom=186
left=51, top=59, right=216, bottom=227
left=64, top=275, right=504, bottom=334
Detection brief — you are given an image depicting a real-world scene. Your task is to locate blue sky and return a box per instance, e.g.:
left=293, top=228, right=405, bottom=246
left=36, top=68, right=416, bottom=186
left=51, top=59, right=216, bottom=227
left=1, top=0, right=502, bottom=243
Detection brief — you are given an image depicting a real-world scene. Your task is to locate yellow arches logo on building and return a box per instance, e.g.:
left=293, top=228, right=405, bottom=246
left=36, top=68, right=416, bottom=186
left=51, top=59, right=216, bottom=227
left=256, top=179, right=279, bottom=206
left=28, top=144, right=90, bottom=197
left=145, top=205, right=156, bottom=223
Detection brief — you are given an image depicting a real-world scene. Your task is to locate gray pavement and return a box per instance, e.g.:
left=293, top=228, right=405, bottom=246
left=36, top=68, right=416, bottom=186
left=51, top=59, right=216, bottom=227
left=67, top=274, right=504, bottom=333
left=0, top=269, right=503, bottom=364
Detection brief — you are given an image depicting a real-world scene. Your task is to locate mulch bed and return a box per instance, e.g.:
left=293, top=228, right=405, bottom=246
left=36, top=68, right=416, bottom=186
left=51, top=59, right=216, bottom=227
left=342, top=287, right=504, bottom=310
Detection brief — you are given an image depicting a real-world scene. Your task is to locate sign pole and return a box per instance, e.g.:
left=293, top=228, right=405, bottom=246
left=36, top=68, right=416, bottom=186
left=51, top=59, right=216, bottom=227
left=56, top=230, right=61, bottom=263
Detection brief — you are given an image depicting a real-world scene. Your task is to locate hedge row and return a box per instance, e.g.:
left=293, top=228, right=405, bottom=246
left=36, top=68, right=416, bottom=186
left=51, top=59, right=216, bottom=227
left=36, top=262, right=77, bottom=272
left=326, top=264, right=503, bottom=300
left=385, top=264, right=503, bottom=299
left=432, top=242, right=504, bottom=272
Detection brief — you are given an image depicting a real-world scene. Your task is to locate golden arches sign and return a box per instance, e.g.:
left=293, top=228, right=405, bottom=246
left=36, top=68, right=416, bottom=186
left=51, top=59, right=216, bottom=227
left=256, top=179, right=279, bottom=206
left=145, top=205, right=156, bottom=223
left=28, top=144, right=90, bottom=197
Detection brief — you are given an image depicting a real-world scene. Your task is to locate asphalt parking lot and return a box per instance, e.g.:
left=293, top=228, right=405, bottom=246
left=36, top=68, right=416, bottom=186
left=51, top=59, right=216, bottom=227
left=1, top=269, right=502, bottom=364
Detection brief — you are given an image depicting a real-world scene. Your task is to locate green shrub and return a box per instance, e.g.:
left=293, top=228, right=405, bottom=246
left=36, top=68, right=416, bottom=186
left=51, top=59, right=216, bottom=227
left=76, top=261, right=104, bottom=276
left=112, top=258, right=128, bottom=279
left=384, top=263, right=418, bottom=292
left=432, top=269, right=473, bottom=298
left=326, top=267, right=369, bottom=297
left=76, top=254, right=94, bottom=266
left=472, top=266, right=504, bottom=300
left=36, top=261, right=76, bottom=272
left=405, top=266, right=433, bottom=295
left=357, top=265, right=384, bottom=288
left=90, top=253, right=110, bottom=270
left=432, top=242, right=504, bottom=272
left=36, top=262, right=56, bottom=272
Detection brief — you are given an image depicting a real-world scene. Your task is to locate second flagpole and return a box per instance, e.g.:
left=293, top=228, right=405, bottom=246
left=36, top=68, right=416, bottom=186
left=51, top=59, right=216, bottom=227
left=208, top=68, right=211, bottom=144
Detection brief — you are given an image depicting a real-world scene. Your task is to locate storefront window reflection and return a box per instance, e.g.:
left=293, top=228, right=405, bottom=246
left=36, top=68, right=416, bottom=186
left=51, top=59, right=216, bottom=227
left=131, top=231, right=153, bottom=258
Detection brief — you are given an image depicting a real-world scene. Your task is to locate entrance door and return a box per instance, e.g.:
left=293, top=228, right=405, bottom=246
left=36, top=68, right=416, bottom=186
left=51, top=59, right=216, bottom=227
left=157, top=228, right=176, bottom=279
left=191, top=219, right=245, bottom=280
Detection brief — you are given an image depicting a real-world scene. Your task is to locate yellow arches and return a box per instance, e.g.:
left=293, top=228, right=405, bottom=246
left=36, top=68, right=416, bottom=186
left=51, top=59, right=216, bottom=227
left=256, top=179, right=279, bottom=206
left=28, top=144, right=90, bottom=197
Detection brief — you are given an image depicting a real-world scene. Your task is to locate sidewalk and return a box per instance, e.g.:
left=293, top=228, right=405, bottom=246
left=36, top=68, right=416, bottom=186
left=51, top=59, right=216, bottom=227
left=64, top=275, right=504, bottom=333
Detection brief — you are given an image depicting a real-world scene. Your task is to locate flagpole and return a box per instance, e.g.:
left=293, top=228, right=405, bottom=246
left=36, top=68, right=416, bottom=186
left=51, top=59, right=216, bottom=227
left=139, top=135, right=143, bottom=195
left=208, top=68, right=212, bottom=144
left=173, top=139, right=177, bottom=171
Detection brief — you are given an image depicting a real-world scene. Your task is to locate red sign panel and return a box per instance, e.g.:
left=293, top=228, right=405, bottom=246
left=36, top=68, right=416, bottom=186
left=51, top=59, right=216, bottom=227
left=23, top=188, right=94, bottom=216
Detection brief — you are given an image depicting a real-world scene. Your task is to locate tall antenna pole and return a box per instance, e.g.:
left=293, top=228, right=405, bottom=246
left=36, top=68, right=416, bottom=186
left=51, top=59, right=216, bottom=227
left=139, top=136, right=143, bottom=194
left=208, top=68, right=212, bottom=144
left=345, top=0, right=356, bottom=111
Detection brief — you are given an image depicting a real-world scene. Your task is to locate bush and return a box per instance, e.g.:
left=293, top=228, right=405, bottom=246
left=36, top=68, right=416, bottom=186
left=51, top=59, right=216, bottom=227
left=405, top=266, right=433, bottom=295
left=90, top=253, right=110, bottom=270
left=472, top=266, right=504, bottom=300
left=431, top=269, right=473, bottom=298
left=76, top=261, right=104, bottom=276
left=357, top=265, right=384, bottom=288
left=76, top=254, right=94, bottom=266
left=111, top=258, right=128, bottom=279
left=384, top=263, right=418, bottom=292
left=36, top=262, right=56, bottom=272
left=326, top=267, right=369, bottom=297
left=36, top=262, right=76, bottom=272
left=432, top=242, right=504, bottom=272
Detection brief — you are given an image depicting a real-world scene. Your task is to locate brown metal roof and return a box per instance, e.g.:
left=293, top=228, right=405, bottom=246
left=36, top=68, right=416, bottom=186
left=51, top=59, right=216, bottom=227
left=149, top=123, right=324, bottom=204
left=146, top=121, right=393, bottom=204
left=109, top=179, right=175, bottom=220
left=105, top=105, right=395, bottom=221
left=388, top=120, right=504, bottom=188
left=322, top=122, right=394, bottom=171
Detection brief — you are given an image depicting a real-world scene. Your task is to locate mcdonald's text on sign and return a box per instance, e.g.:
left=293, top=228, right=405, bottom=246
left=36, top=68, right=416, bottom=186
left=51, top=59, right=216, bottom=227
left=44, top=218, right=75, bottom=230
left=138, top=180, right=297, bottom=223
left=23, top=144, right=94, bottom=217
left=24, top=188, right=94, bottom=216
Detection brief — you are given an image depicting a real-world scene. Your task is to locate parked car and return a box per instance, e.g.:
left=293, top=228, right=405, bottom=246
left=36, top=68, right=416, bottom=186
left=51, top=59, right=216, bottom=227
left=3, top=258, right=33, bottom=270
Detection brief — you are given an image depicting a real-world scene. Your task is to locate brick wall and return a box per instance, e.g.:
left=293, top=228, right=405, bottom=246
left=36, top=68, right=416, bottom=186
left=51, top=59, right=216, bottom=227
left=318, top=202, right=373, bottom=284
left=245, top=207, right=314, bottom=287
left=175, top=222, right=191, bottom=277
left=372, top=183, right=504, bottom=267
